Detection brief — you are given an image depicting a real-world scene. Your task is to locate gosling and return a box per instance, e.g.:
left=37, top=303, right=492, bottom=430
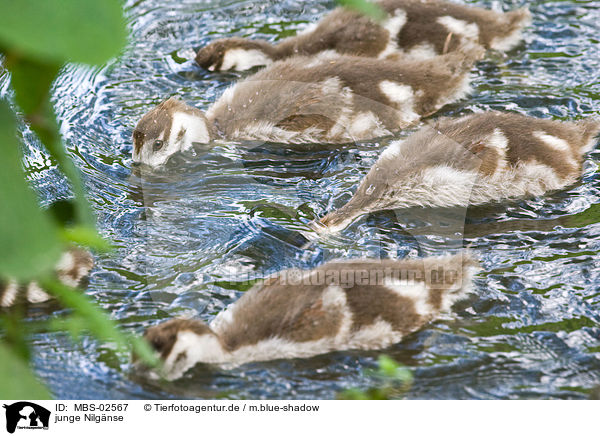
left=196, top=0, right=530, bottom=71
left=142, top=253, right=478, bottom=379
left=317, top=111, right=600, bottom=232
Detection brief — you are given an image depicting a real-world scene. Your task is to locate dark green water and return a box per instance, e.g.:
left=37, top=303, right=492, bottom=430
left=1, top=0, right=599, bottom=399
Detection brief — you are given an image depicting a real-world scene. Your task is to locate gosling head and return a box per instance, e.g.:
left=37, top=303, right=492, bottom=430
left=143, top=318, right=227, bottom=379
left=132, top=97, right=211, bottom=167
left=195, top=38, right=275, bottom=72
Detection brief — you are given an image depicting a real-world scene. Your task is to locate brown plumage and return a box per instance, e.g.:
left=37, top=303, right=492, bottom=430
left=133, top=48, right=482, bottom=166
left=317, top=112, right=600, bottom=233
left=141, top=252, right=479, bottom=379
left=195, top=0, right=530, bottom=71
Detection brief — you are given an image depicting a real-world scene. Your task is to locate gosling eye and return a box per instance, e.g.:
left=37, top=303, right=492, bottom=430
left=153, top=140, right=164, bottom=151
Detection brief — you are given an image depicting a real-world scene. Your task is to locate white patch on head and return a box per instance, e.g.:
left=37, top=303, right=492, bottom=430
left=133, top=129, right=167, bottom=167
left=378, top=9, right=407, bottom=59
left=404, top=43, right=438, bottom=60
left=220, top=48, right=273, bottom=71
left=1, top=281, right=19, bottom=307
left=138, top=110, right=210, bottom=168
left=169, top=111, right=210, bottom=149
left=26, top=282, right=50, bottom=304
left=437, top=16, right=480, bottom=41
left=163, top=330, right=228, bottom=380
left=379, top=80, right=420, bottom=125
left=383, top=278, right=432, bottom=317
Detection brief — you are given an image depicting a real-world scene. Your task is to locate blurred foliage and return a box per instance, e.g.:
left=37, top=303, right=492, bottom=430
left=0, top=0, right=127, bottom=64
left=0, top=342, right=52, bottom=400
left=339, top=355, right=413, bottom=400
left=0, top=0, right=155, bottom=399
left=0, top=102, right=63, bottom=280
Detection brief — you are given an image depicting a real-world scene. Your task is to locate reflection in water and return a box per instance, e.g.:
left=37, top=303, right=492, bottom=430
left=0, top=0, right=599, bottom=399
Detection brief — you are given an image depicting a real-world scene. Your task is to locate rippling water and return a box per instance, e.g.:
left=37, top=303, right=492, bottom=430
left=1, top=0, right=600, bottom=399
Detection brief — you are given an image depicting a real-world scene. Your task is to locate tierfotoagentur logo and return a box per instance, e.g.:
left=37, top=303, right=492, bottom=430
left=2, top=402, right=50, bottom=434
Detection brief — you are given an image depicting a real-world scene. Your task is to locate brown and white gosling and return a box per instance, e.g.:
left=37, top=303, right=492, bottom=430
left=195, top=0, right=530, bottom=72
left=0, top=247, right=94, bottom=308
left=133, top=47, right=482, bottom=167
left=141, top=252, right=478, bottom=379
left=317, top=111, right=600, bottom=232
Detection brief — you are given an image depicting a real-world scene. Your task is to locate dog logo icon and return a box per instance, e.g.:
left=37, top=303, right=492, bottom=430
left=2, top=402, right=50, bottom=433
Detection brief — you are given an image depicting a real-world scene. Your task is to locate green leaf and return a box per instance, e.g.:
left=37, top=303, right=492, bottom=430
left=336, top=0, right=386, bottom=21
left=61, top=226, right=112, bottom=253
left=0, top=100, right=63, bottom=281
left=377, top=355, right=400, bottom=377
left=0, top=341, right=52, bottom=399
left=130, top=335, right=161, bottom=369
left=0, top=0, right=127, bottom=65
left=6, top=55, right=97, bottom=228
left=377, top=355, right=413, bottom=383
left=3, top=55, right=60, bottom=115
left=0, top=310, right=33, bottom=362
left=48, top=316, right=87, bottom=341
